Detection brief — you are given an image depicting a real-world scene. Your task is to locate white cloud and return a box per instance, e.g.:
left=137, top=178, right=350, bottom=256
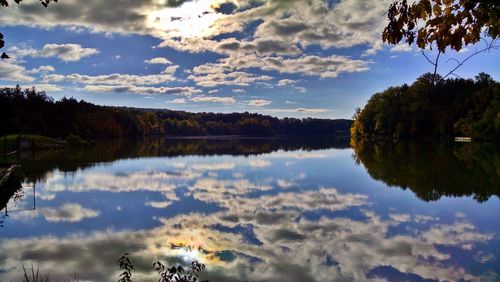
left=0, top=0, right=382, bottom=84
left=0, top=61, right=35, bottom=82
left=192, top=162, right=236, bottom=171
left=145, top=57, right=173, bottom=65
left=247, top=99, right=272, bottom=107
left=188, top=69, right=273, bottom=87
left=248, top=159, right=271, bottom=168
left=43, top=72, right=176, bottom=86
left=33, top=83, right=63, bottom=92
left=264, top=108, right=329, bottom=114
left=16, top=44, right=99, bottom=62
left=162, top=65, right=179, bottom=75
left=83, top=85, right=201, bottom=96
left=146, top=201, right=173, bottom=208
left=43, top=203, right=100, bottom=222
left=190, top=96, right=236, bottom=104
left=27, top=65, right=55, bottom=74
left=192, top=54, right=370, bottom=79
left=168, top=98, right=187, bottom=104
left=278, top=79, right=296, bottom=86
left=294, top=86, right=307, bottom=93
left=390, top=43, right=413, bottom=52
left=232, top=88, right=246, bottom=94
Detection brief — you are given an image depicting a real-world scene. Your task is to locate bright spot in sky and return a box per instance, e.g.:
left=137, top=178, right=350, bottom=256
left=148, top=0, right=227, bottom=38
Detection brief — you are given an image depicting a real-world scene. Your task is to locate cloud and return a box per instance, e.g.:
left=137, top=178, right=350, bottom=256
left=278, top=79, right=296, bottom=86
left=168, top=98, right=187, bottom=104
left=294, top=86, right=306, bottom=93
left=146, top=201, right=173, bottom=208
left=0, top=153, right=492, bottom=282
left=0, top=0, right=385, bottom=80
left=33, top=83, right=63, bottom=91
left=43, top=203, right=100, bottom=222
left=277, top=179, right=295, bottom=188
left=27, top=65, right=55, bottom=74
left=192, top=162, right=236, bottom=171
left=232, top=88, right=245, bottom=94
left=162, top=65, right=179, bottom=75
left=192, top=54, right=370, bottom=79
left=0, top=0, right=390, bottom=55
left=43, top=72, right=176, bottom=86
left=216, top=37, right=300, bottom=55
left=17, top=44, right=99, bottom=62
left=248, top=159, right=271, bottom=168
left=145, top=57, right=173, bottom=65
left=190, top=96, right=236, bottom=104
left=83, top=85, right=201, bottom=96
left=390, top=43, right=413, bottom=52
left=0, top=61, right=35, bottom=82
left=247, top=99, right=272, bottom=107
left=188, top=69, right=273, bottom=87
left=264, top=108, right=329, bottom=114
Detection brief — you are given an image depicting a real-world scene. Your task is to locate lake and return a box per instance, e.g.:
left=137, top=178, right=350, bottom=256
left=0, top=138, right=499, bottom=281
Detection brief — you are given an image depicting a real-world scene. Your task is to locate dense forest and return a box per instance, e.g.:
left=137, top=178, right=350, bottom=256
left=351, top=73, right=500, bottom=141
left=0, top=86, right=351, bottom=139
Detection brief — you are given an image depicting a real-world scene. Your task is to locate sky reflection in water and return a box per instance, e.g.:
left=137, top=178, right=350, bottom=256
left=0, top=140, right=499, bottom=281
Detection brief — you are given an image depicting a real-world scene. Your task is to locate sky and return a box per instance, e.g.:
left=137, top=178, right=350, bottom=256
left=0, top=0, right=499, bottom=119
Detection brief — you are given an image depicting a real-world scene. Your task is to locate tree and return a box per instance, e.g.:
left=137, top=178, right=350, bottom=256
left=382, top=0, right=500, bottom=82
left=383, top=0, right=499, bottom=52
left=0, top=0, right=57, bottom=59
left=351, top=72, right=500, bottom=141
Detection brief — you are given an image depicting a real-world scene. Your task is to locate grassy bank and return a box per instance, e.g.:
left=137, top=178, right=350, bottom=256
left=0, top=134, right=66, bottom=154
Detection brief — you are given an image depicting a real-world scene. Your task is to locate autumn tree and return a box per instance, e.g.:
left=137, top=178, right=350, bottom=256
left=382, top=0, right=500, bottom=83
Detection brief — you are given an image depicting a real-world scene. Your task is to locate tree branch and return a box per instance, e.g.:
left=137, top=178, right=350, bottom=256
left=438, top=40, right=499, bottom=83
left=432, top=51, right=441, bottom=85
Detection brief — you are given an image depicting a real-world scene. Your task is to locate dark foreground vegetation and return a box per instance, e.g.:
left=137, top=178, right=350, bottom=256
left=0, top=86, right=351, bottom=139
left=351, top=73, right=500, bottom=141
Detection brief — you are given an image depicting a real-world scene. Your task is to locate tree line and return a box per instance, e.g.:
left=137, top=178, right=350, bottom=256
left=351, top=72, right=500, bottom=141
left=0, top=86, right=351, bottom=139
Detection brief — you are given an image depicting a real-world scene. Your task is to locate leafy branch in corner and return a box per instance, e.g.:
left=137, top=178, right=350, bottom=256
left=383, top=0, right=500, bottom=84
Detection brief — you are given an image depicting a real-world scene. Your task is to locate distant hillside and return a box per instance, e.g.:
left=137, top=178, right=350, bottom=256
left=0, top=86, right=352, bottom=138
left=351, top=73, right=500, bottom=141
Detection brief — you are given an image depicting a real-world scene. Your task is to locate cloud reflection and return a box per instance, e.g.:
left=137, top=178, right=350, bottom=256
left=0, top=149, right=496, bottom=281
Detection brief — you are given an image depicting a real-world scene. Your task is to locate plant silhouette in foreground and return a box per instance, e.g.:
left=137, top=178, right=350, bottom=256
left=21, top=263, right=50, bottom=282
left=117, top=253, right=135, bottom=282
left=118, top=253, right=208, bottom=282
left=154, top=260, right=207, bottom=282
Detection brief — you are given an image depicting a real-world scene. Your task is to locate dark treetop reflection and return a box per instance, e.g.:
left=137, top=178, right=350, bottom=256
left=352, top=140, right=500, bottom=202
left=0, top=138, right=499, bottom=281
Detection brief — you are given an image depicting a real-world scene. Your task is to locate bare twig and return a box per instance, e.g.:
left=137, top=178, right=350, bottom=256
left=438, top=40, right=499, bottom=83
left=432, top=51, right=441, bottom=84
left=421, top=50, right=436, bottom=66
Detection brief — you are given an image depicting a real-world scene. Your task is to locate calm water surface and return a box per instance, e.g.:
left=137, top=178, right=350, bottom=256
left=0, top=138, right=499, bottom=281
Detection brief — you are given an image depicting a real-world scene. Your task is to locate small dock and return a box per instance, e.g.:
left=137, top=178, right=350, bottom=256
left=455, top=137, right=472, bottom=142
